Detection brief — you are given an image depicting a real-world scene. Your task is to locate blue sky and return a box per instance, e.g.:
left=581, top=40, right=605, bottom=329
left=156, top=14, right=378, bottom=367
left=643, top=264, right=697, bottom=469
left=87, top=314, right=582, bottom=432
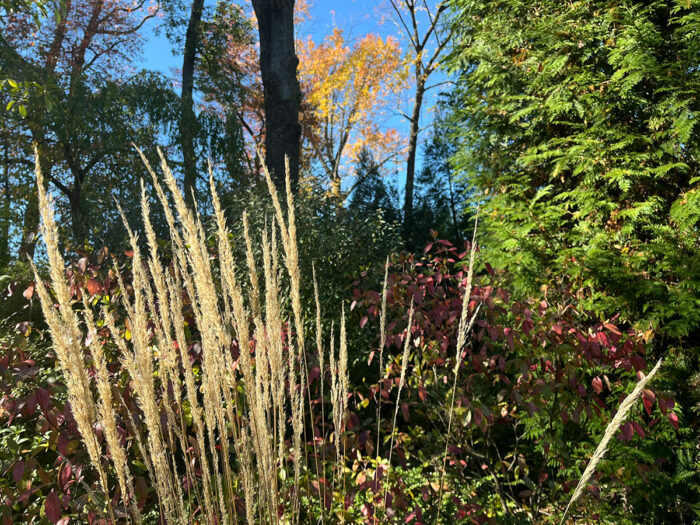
left=137, top=0, right=450, bottom=187
left=140, top=1, right=398, bottom=79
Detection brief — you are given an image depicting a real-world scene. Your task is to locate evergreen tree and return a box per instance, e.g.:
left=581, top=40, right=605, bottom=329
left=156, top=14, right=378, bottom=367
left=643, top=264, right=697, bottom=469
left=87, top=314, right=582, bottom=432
left=413, top=103, right=471, bottom=248
left=348, top=148, right=400, bottom=225
left=447, top=0, right=700, bottom=342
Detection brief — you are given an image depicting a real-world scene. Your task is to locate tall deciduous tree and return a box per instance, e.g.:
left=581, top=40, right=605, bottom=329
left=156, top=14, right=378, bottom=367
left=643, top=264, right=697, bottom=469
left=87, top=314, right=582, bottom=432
left=413, top=102, right=469, bottom=247
left=2, top=0, right=160, bottom=256
left=251, top=0, right=302, bottom=190
left=180, top=0, right=205, bottom=210
left=162, top=0, right=251, bottom=189
left=387, top=0, right=452, bottom=247
left=298, top=29, right=405, bottom=198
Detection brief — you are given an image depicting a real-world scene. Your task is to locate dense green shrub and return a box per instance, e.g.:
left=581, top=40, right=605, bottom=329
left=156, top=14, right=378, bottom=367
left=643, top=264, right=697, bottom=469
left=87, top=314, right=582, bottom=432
left=446, top=0, right=700, bottom=344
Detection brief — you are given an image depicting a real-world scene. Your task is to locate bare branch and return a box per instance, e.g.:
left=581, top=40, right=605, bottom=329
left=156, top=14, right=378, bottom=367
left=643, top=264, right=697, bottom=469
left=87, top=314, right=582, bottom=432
left=388, top=0, right=418, bottom=49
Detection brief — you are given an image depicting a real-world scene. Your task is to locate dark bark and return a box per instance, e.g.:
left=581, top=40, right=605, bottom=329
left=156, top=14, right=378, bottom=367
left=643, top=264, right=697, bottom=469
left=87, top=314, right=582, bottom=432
left=403, top=76, right=425, bottom=248
left=0, top=128, right=11, bottom=267
left=251, top=0, right=302, bottom=191
left=17, top=195, right=40, bottom=261
left=68, top=189, right=87, bottom=248
left=62, top=144, right=88, bottom=248
left=181, top=0, right=204, bottom=210
left=446, top=163, right=462, bottom=246
left=18, top=124, right=50, bottom=262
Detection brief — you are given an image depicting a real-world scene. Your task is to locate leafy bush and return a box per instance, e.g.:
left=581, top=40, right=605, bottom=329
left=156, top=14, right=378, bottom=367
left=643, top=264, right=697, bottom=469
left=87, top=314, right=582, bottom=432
left=351, top=240, right=696, bottom=523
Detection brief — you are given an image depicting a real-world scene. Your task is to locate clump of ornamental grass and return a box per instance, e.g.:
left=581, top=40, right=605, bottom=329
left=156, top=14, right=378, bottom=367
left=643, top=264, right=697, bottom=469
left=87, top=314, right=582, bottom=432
left=30, top=144, right=348, bottom=524
left=32, top=141, right=487, bottom=524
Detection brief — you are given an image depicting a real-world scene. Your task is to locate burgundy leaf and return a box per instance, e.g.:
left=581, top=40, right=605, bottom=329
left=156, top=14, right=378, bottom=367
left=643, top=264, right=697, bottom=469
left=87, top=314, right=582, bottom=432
left=36, top=387, right=51, bottom=411
left=668, top=412, right=679, bottom=430
left=45, top=490, right=62, bottom=524
left=401, top=402, right=410, bottom=423
left=642, top=389, right=655, bottom=415
left=12, top=460, right=25, bottom=483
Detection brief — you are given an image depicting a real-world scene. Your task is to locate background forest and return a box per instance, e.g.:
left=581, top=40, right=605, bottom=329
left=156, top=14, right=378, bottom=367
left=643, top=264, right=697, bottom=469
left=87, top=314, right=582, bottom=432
left=0, top=0, right=698, bottom=523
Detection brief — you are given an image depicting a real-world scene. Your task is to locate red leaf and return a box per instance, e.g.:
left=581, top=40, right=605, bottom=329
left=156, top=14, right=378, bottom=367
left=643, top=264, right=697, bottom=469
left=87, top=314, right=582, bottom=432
left=57, top=434, right=69, bottom=456
left=642, top=389, right=655, bottom=415
left=86, top=279, right=102, bottom=296
left=45, top=490, right=62, bottom=523
left=659, top=397, right=675, bottom=415
left=12, top=461, right=24, bottom=483
left=618, top=422, right=634, bottom=441
left=36, top=387, right=51, bottom=411
left=124, top=250, right=134, bottom=258
left=631, top=421, right=645, bottom=439
left=359, top=316, right=368, bottom=329
left=631, top=355, right=646, bottom=372
left=668, top=412, right=679, bottom=430
left=401, top=403, right=410, bottom=423
left=592, top=377, right=603, bottom=394
left=23, top=283, right=35, bottom=301
left=603, top=322, right=622, bottom=335
left=59, top=464, right=72, bottom=490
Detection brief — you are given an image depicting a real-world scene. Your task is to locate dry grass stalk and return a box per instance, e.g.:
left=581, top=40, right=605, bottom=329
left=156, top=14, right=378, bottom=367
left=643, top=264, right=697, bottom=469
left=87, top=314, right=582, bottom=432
left=376, top=257, right=390, bottom=465
left=35, top=142, right=332, bottom=524
left=329, top=308, right=349, bottom=473
left=30, top=146, right=115, bottom=522
left=436, top=210, right=480, bottom=524
left=559, top=358, right=664, bottom=524
left=312, top=264, right=326, bottom=522
left=81, top=299, right=143, bottom=525
left=109, top=208, right=186, bottom=524
left=259, top=154, right=310, bottom=518
left=382, top=300, right=415, bottom=512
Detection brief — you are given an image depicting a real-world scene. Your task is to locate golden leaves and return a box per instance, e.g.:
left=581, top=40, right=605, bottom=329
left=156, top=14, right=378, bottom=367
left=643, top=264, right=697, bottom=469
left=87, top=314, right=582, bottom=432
left=298, top=28, right=407, bottom=182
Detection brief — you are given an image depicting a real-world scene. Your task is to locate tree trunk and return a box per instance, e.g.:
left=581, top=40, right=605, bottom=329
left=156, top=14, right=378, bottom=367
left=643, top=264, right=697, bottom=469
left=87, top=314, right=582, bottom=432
left=446, top=163, right=462, bottom=246
left=18, top=126, right=50, bottom=262
left=0, top=128, right=11, bottom=268
left=403, top=76, right=425, bottom=248
left=18, top=191, right=40, bottom=261
left=68, top=183, right=87, bottom=250
left=181, top=0, right=204, bottom=210
left=251, top=0, right=302, bottom=191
